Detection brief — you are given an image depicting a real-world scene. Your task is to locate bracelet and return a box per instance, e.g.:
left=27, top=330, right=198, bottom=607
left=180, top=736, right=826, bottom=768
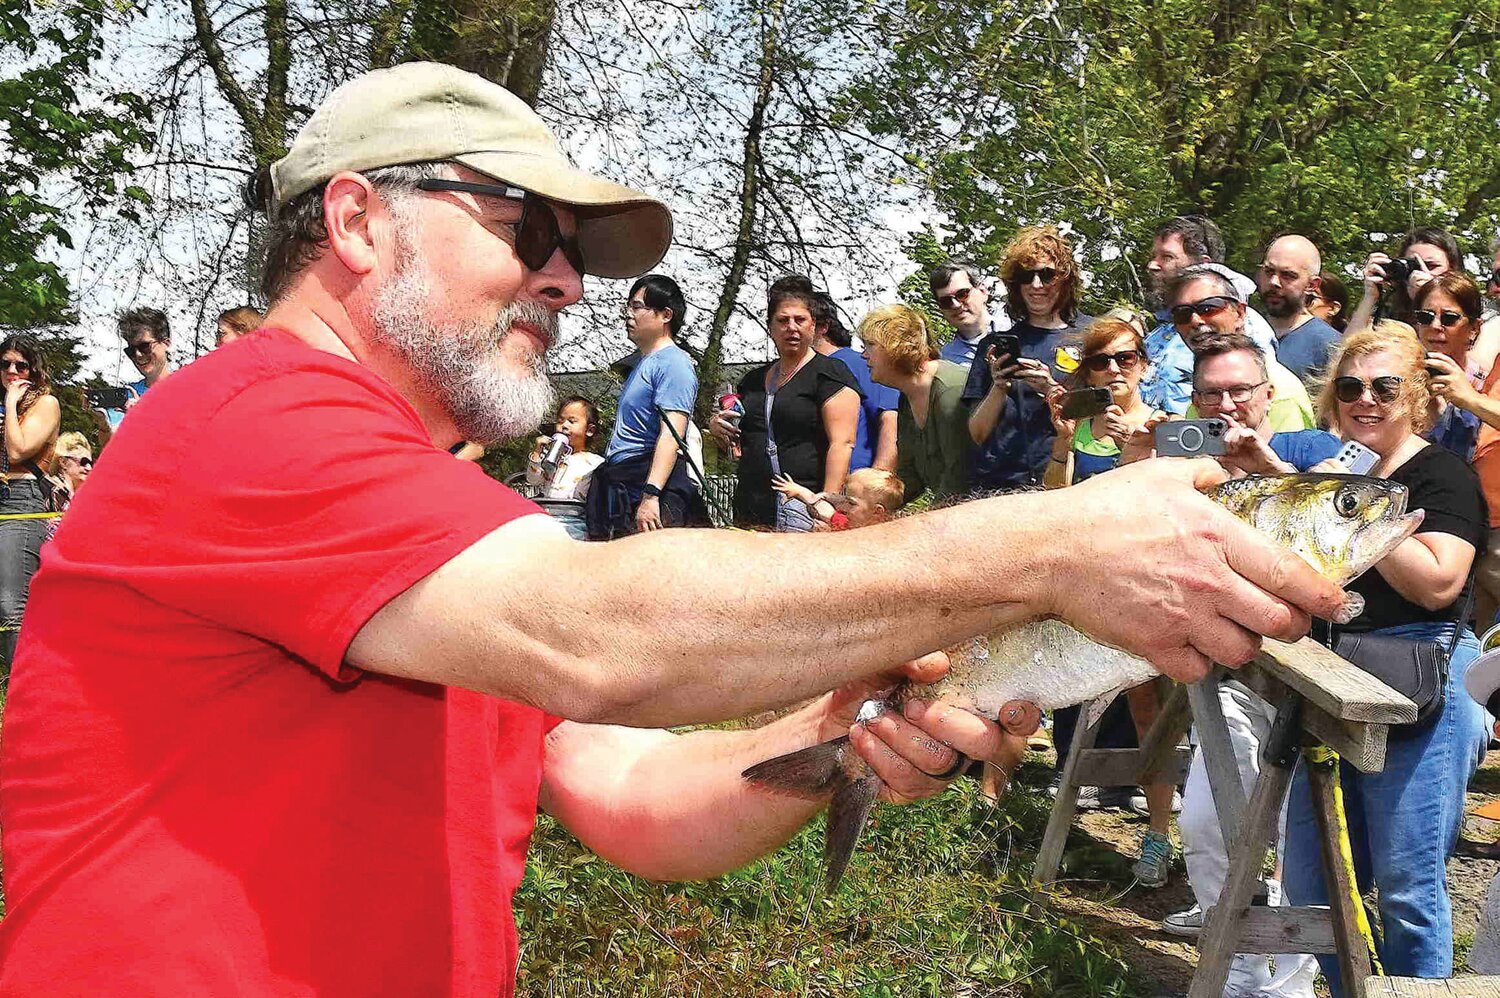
left=641, top=483, right=663, bottom=498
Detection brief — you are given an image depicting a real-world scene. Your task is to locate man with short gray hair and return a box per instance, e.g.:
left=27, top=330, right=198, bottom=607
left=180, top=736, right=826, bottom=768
left=0, top=63, right=1346, bottom=996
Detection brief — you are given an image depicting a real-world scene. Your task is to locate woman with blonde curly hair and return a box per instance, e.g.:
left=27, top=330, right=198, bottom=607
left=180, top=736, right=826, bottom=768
left=860, top=303, right=973, bottom=505
left=1284, top=320, right=1487, bottom=989
left=964, top=225, right=1094, bottom=491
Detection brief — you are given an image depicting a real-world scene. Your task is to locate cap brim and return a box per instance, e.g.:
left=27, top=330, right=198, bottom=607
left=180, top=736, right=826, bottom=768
left=1464, top=647, right=1500, bottom=714
left=455, top=152, right=672, bottom=279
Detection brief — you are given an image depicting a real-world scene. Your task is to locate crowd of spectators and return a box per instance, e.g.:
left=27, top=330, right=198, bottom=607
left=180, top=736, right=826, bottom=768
left=11, top=199, right=1500, bottom=994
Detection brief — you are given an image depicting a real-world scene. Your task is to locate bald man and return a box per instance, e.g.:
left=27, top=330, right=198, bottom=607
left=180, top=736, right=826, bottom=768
left=1256, top=234, right=1341, bottom=384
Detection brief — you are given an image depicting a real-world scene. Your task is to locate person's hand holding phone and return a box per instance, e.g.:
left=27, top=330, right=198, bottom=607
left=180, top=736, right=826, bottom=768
left=1118, top=411, right=1171, bottom=466
left=1008, top=357, right=1058, bottom=395
left=1426, top=351, right=1478, bottom=409
left=985, top=345, right=1016, bottom=395
left=708, top=405, right=741, bottom=447
left=1216, top=413, right=1286, bottom=476
left=1101, top=404, right=1132, bottom=443
left=1044, top=386, right=1077, bottom=439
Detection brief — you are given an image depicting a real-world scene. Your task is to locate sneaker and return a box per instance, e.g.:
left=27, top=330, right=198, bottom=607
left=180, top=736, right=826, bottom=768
left=1132, top=829, right=1174, bottom=888
left=1128, top=789, right=1184, bottom=816
left=1073, top=785, right=1134, bottom=811
left=1161, top=904, right=1203, bottom=937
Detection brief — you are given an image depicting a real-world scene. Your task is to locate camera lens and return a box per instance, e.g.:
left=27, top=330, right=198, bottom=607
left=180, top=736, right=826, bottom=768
left=1208, top=421, right=1223, bottom=436
left=1179, top=426, right=1204, bottom=451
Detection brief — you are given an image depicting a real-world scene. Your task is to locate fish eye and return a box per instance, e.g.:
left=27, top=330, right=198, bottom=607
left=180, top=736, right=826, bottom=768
left=1334, top=486, right=1362, bottom=518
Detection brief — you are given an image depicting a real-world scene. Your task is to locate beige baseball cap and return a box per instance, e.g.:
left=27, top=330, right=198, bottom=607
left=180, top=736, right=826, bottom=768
left=269, top=62, right=672, bottom=279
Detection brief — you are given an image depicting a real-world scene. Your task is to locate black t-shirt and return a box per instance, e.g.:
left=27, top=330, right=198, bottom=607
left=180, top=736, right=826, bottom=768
left=734, top=354, right=860, bottom=527
left=1345, top=443, right=1489, bottom=632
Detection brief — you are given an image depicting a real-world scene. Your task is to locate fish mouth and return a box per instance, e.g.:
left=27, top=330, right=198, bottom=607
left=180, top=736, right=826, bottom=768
left=1344, top=508, right=1424, bottom=584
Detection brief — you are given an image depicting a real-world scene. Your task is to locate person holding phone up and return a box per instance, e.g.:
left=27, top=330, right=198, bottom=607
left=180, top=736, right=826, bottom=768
left=0, top=336, right=60, bottom=674
left=1042, top=317, right=1159, bottom=488
left=1414, top=272, right=1487, bottom=462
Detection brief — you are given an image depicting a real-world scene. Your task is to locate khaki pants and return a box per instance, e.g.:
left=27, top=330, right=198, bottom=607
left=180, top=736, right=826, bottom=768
left=1475, top=532, right=1500, bottom=638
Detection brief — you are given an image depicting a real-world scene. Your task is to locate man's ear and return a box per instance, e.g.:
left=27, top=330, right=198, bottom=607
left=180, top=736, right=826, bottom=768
left=324, top=172, right=381, bottom=278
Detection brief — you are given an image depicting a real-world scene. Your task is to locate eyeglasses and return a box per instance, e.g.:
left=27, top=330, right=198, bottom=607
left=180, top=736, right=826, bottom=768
left=1334, top=375, right=1404, bottom=404
left=2, top=360, right=31, bottom=374
left=414, top=178, right=585, bottom=277
left=1192, top=381, right=1267, bottom=405
left=623, top=300, right=655, bottom=314
left=60, top=456, right=93, bottom=468
left=1413, top=309, right=1466, bottom=328
left=935, top=286, right=976, bottom=310
left=1080, top=349, right=1143, bottom=372
left=1170, top=296, right=1238, bottom=326
left=124, top=339, right=159, bottom=361
left=1015, top=267, right=1058, bottom=286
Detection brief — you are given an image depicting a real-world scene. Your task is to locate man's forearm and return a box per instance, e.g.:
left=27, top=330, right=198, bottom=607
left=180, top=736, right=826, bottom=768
left=539, top=707, right=837, bottom=882
left=353, top=494, right=1060, bottom=727
left=645, top=414, right=686, bottom=488
left=968, top=387, right=1005, bottom=444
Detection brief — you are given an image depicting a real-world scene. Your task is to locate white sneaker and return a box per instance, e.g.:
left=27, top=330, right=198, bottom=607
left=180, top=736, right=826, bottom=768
left=1161, top=904, right=1203, bottom=937
left=1129, top=789, right=1184, bottom=815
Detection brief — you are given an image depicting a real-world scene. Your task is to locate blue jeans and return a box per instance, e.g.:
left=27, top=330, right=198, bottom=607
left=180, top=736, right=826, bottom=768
left=0, top=479, right=49, bottom=673
left=1283, top=622, right=1487, bottom=993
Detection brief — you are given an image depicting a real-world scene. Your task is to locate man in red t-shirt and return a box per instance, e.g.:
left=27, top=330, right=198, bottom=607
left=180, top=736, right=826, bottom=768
left=0, top=63, right=1347, bottom=996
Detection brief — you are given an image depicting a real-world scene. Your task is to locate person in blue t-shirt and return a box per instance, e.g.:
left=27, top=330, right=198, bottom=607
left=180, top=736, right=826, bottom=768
left=1186, top=333, right=1342, bottom=474
left=929, top=261, right=1012, bottom=369
left=593, top=274, right=701, bottom=537
left=90, top=307, right=176, bottom=448
left=963, top=225, right=1091, bottom=492
left=1256, top=235, right=1341, bottom=386
left=810, top=292, right=898, bottom=471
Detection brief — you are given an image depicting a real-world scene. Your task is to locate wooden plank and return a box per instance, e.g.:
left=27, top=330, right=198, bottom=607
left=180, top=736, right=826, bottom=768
left=1365, top=979, right=1500, bottom=998
left=1033, top=696, right=1105, bottom=888
left=1137, top=683, right=1192, bottom=781
left=1254, top=637, right=1416, bottom=724
left=1307, top=756, right=1373, bottom=992
left=1190, top=752, right=1293, bottom=998
left=1230, top=905, right=1337, bottom=953
left=1073, top=747, right=1193, bottom=787
left=1236, top=668, right=1390, bottom=773
left=1188, top=674, right=1249, bottom=855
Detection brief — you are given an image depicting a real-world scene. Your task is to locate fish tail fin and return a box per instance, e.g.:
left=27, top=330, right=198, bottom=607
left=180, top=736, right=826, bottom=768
left=824, top=775, right=880, bottom=891
left=741, top=736, right=852, bottom=799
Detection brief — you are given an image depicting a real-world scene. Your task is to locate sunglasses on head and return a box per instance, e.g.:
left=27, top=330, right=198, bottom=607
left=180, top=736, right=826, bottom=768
left=2, top=360, right=31, bottom=374
left=935, top=286, right=976, bottom=310
left=1015, top=266, right=1059, bottom=286
left=1080, top=349, right=1142, bottom=372
left=1334, top=375, right=1404, bottom=404
left=124, top=339, right=159, bottom=360
left=1413, top=308, right=1466, bottom=328
left=414, top=178, right=585, bottom=277
left=1170, top=296, right=1237, bottom=326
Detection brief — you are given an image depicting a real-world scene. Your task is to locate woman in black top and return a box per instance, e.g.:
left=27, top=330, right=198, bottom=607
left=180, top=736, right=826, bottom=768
left=1282, top=321, right=1488, bottom=989
left=709, top=277, right=859, bottom=529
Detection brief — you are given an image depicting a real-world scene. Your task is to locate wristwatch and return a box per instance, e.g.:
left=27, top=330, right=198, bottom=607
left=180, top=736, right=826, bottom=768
left=641, top=484, right=663, bottom=498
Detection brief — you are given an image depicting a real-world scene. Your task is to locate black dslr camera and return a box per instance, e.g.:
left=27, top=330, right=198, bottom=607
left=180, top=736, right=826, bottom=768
left=1382, top=256, right=1421, bottom=284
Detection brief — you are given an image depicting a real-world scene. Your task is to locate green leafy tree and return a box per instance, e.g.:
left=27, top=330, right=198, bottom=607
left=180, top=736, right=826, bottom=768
left=0, top=0, right=153, bottom=328
left=849, top=0, right=1500, bottom=302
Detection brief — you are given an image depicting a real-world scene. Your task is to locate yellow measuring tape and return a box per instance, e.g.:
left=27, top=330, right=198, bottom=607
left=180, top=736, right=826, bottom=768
left=1304, top=744, right=1384, bottom=975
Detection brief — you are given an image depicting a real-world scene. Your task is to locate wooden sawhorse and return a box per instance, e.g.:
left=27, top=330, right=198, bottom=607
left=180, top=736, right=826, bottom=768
left=1032, top=637, right=1417, bottom=998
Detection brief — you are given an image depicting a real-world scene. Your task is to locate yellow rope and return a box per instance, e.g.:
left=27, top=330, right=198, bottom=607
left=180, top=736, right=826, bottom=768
left=1304, top=744, right=1384, bottom=975
left=0, top=512, right=61, bottom=521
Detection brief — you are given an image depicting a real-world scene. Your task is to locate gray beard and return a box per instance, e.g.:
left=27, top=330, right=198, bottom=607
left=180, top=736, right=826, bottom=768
left=368, top=232, right=556, bottom=446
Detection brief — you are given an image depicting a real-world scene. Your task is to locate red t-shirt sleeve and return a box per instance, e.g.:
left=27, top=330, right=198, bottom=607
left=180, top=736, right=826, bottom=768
left=88, top=352, right=539, bottom=682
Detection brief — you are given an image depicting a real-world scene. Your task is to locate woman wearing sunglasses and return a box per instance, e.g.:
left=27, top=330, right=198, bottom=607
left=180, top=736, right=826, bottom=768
left=0, top=335, right=60, bottom=676
left=1413, top=272, right=1487, bottom=461
left=1040, top=315, right=1177, bottom=885
left=1283, top=321, right=1488, bottom=990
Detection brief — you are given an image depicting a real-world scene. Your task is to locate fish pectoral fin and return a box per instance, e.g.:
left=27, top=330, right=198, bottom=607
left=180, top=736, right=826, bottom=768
left=741, top=736, right=852, bottom=800
left=1082, top=687, right=1127, bottom=731
left=824, top=775, right=881, bottom=891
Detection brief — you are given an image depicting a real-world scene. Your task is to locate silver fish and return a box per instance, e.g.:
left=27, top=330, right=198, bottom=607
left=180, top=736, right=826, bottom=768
left=742, top=473, right=1424, bottom=889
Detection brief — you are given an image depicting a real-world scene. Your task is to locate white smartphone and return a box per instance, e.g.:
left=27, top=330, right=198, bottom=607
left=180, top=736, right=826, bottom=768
left=1334, top=440, right=1379, bottom=475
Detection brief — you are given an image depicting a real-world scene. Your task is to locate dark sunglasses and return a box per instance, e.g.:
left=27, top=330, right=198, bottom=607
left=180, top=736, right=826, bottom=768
left=1170, top=296, right=1237, bottom=326
left=124, top=340, right=159, bottom=360
left=1334, top=375, right=1404, bottom=404
left=1081, top=349, right=1143, bottom=372
left=414, top=179, right=585, bottom=277
left=1015, top=267, right=1059, bottom=286
left=1413, top=309, right=1466, bottom=328
left=62, top=455, right=93, bottom=468
left=2, top=360, right=31, bottom=373
left=1489, top=268, right=1500, bottom=286
left=935, top=286, right=975, bottom=310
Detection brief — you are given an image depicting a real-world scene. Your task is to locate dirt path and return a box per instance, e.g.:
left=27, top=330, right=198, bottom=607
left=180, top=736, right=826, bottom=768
left=1030, top=745, right=1500, bottom=994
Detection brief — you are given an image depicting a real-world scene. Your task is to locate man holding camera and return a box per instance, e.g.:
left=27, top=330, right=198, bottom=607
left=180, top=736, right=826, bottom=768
left=89, top=307, right=175, bottom=447
left=0, top=63, right=1349, bottom=997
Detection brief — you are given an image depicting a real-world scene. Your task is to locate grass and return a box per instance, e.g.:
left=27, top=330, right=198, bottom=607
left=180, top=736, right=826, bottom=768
left=516, top=764, right=1149, bottom=997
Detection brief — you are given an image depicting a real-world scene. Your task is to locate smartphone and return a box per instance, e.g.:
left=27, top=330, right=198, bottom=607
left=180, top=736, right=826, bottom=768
left=1155, top=418, right=1227, bottom=457
left=985, top=333, right=1023, bottom=365
left=84, top=386, right=133, bottom=411
left=1334, top=440, right=1379, bottom=475
left=1059, top=387, right=1112, bottom=420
